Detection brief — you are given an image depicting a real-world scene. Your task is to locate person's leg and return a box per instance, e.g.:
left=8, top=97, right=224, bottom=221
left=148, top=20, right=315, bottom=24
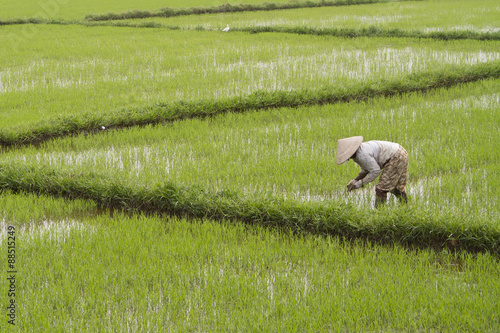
left=391, top=189, right=408, bottom=203
left=393, top=147, right=409, bottom=203
left=376, top=146, right=408, bottom=206
left=375, top=188, right=388, bottom=208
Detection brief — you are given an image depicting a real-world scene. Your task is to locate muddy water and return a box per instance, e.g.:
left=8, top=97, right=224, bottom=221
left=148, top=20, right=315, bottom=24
left=0, top=219, right=96, bottom=246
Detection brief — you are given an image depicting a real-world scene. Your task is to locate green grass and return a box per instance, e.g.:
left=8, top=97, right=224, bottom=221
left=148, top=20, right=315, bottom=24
left=0, top=0, right=309, bottom=20
left=2, top=23, right=500, bottom=141
left=1, top=80, right=500, bottom=253
left=116, top=0, right=500, bottom=34
left=1, top=191, right=499, bottom=331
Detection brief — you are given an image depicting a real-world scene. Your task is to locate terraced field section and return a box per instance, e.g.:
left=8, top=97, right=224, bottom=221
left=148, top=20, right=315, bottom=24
left=1, top=0, right=319, bottom=20
left=1, top=0, right=500, bottom=331
left=113, top=0, right=500, bottom=36
left=1, top=191, right=499, bottom=331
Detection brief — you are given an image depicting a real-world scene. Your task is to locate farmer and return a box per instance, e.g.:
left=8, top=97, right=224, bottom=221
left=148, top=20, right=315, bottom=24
left=336, top=136, right=408, bottom=207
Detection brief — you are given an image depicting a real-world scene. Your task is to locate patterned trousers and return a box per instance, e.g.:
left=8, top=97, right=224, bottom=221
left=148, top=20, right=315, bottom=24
left=376, top=146, right=408, bottom=193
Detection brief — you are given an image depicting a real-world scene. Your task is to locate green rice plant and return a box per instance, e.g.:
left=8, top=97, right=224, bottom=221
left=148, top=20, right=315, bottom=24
left=98, top=21, right=500, bottom=41
left=125, top=0, right=499, bottom=35
left=83, top=0, right=412, bottom=22
left=237, top=25, right=500, bottom=41
left=1, top=199, right=499, bottom=331
left=1, top=80, right=500, bottom=253
left=1, top=23, right=500, bottom=145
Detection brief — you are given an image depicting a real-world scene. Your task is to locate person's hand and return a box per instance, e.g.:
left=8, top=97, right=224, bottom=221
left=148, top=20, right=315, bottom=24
left=346, top=180, right=363, bottom=192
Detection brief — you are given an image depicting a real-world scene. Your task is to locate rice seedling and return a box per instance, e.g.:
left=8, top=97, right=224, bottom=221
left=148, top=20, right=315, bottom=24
left=116, top=0, right=499, bottom=36
left=0, top=189, right=97, bottom=225
left=1, top=191, right=498, bottom=331
left=1, top=79, right=500, bottom=253
left=1, top=23, right=500, bottom=144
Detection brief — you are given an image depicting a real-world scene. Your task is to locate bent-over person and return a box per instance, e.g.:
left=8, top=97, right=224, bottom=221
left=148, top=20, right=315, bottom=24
left=336, top=136, right=408, bottom=207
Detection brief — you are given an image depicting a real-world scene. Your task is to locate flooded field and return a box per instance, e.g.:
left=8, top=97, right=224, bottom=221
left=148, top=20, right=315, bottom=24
left=2, top=191, right=499, bottom=332
left=1, top=0, right=499, bottom=331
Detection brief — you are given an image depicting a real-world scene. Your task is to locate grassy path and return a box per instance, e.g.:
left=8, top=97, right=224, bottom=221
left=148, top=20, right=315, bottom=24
left=1, top=60, right=499, bottom=147
left=0, top=0, right=416, bottom=24
left=1, top=0, right=499, bottom=256
left=1, top=160, right=499, bottom=256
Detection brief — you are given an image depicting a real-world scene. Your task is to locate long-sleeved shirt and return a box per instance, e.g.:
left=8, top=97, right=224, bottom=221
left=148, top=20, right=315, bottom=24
left=351, top=140, right=400, bottom=185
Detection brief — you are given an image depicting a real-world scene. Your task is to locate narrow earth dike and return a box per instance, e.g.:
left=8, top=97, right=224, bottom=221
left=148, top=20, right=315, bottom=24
left=240, top=26, right=500, bottom=41
left=1, top=61, right=499, bottom=148
left=82, top=0, right=419, bottom=22
left=0, top=162, right=499, bottom=256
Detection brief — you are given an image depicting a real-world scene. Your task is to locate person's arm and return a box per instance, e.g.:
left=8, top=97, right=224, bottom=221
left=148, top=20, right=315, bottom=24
left=359, top=164, right=381, bottom=185
left=348, top=154, right=381, bottom=191
left=354, top=169, right=369, bottom=181
left=347, top=168, right=369, bottom=191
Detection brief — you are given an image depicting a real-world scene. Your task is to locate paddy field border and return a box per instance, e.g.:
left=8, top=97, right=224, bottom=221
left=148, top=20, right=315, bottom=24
left=1, top=0, right=500, bottom=257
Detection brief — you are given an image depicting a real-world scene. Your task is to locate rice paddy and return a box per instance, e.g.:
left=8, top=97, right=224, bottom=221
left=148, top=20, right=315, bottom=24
left=1, top=0, right=500, bottom=331
left=116, top=0, right=500, bottom=34
left=1, top=191, right=499, bottom=332
left=1, top=0, right=304, bottom=20
left=3, top=24, right=499, bottom=131
left=2, top=80, right=500, bottom=219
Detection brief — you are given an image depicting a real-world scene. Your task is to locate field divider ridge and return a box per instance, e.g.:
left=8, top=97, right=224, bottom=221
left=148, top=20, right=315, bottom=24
left=82, top=0, right=420, bottom=22
left=82, top=22, right=500, bottom=42
left=237, top=25, right=500, bottom=41
left=0, top=162, right=498, bottom=256
left=1, top=61, right=499, bottom=148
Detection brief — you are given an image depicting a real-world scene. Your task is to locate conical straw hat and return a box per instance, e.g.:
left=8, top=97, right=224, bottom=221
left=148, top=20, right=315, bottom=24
left=336, top=136, right=363, bottom=165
